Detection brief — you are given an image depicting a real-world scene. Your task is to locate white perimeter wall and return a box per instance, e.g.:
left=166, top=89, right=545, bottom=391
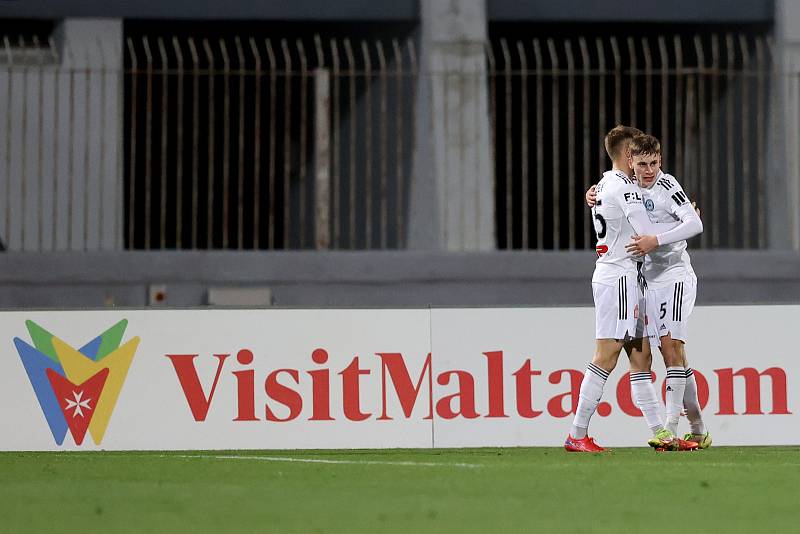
left=1, top=305, right=797, bottom=451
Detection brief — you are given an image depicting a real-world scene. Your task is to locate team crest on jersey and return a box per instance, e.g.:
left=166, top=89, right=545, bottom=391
left=645, top=199, right=655, bottom=211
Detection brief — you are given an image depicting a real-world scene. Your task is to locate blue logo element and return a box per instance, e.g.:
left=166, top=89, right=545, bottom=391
left=644, top=199, right=655, bottom=211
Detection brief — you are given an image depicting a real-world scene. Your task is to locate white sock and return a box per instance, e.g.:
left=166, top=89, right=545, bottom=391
left=570, top=363, right=609, bottom=438
left=630, top=372, right=664, bottom=435
left=684, top=368, right=706, bottom=436
left=665, top=366, right=686, bottom=434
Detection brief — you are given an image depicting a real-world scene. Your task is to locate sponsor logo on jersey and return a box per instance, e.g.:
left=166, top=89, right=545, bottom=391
left=624, top=191, right=643, bottom=203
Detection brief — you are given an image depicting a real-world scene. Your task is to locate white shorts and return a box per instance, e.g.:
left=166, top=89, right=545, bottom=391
left=593, top=273, right=646, bottom=340
left=645, top=274, right=697, bottom=345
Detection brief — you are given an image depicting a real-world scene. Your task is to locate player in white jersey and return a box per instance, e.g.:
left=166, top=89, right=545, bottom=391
left=565, top=126, right=699, bottom=452
left=624, top=134, right=711, bottom=448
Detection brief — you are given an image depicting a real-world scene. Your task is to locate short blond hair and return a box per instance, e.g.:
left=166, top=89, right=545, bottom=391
left=604, top=125, right=643, bottom=160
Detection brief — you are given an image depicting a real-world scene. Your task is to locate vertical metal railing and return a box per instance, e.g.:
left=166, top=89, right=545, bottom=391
left=0, top=31, right=790, bottom=252
left=488, top=32, right=776, bottom=250
left=123, top=34, right=418, bottom=250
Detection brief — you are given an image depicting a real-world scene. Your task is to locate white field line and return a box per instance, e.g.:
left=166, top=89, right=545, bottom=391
left=165, top=454, right=484, bottom=469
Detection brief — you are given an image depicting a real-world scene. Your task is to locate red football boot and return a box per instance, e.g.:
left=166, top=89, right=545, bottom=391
left=654, top=437, right=700, bottom=452
left=675, top=437, right=700, bottom=451
left=564, top=435, right=607, bottom=452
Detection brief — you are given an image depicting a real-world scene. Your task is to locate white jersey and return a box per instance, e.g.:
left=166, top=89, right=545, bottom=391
left=641, top=171, right=696, bottom=288
left=591, top=170, right=648, bottom=285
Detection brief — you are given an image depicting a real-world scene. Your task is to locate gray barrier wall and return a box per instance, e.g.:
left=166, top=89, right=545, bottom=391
left=0, top=250, right=798, bottom=309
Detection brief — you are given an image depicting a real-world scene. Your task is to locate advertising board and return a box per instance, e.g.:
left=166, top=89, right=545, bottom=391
left=1, top=306, right=795, bottom=450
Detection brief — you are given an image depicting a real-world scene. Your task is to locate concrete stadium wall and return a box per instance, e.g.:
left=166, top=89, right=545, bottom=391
left=0, top=250, right=798, bottom=309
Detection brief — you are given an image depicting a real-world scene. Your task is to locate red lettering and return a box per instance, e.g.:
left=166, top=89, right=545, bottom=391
left=232, top=349, right=258, bottom=421
left=339, top=357, right=371, bottom=421
left=547, top=369, right=583, bottom=418
left=512, top=359, right=542, bottom=418
left=307, top=348, right=334, bottom=421
left=265, top=369, right=302, bottom=422
left=436, top=371, right=479, bottom=419
left=377, top=353, right=433, bottom=420
left=716, top=367, right=792, bottom=415
left=166, top=354, right=229, bottom=421
left=483, top=351, right=508, bottom=418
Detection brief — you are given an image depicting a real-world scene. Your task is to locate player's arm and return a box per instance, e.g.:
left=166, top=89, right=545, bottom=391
left=619, top=184, right=661, bottom=237
left=626, top=217, right=700, bottom=257
left=626, top=184, right=703, bottom=256
left=650, top=220, right=681, bottom=233
left=655, top=198, right=703, bottom=244
left=626, top=209, right=662, bottom=237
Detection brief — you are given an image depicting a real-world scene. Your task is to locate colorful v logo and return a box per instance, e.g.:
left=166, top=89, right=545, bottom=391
left=14, top=319, right=139, bottom=445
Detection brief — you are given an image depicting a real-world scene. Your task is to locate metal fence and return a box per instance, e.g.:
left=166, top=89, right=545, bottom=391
left=0, top=31, right=784, bottom=251
left=489, top=32, right=775, bottom=250
left=125, top=35, right=417, bottom=250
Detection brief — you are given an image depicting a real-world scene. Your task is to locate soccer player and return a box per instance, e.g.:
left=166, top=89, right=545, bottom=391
left=584, top=136, right=711, bottom=449
left=564, top=126, right=697, bottom=453
left=624, top=134, right=711, bottom=449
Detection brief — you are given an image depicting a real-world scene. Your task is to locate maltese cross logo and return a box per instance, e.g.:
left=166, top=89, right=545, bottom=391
left=47, top=367, right=110, bottom=445
left=64, top=390, right=93, bottom=418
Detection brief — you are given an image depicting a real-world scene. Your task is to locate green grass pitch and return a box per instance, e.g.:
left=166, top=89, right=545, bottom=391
left=0, top=447, right=798, bottom=533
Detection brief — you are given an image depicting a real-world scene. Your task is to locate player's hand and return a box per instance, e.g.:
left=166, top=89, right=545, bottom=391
left=692, top=201, right=701, bottom=218
left=625, top=235, right=659, bottom=257
left=586, top=185, right=597, bottom=208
